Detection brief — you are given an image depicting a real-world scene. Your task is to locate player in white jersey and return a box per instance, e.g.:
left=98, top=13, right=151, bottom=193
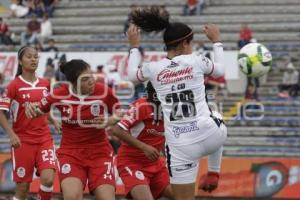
left=124, top=7, right=227, bottom=200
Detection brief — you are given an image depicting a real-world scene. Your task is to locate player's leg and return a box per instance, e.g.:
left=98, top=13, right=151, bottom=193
left=165, top=145, right=199, bottom=200
left=171, top=183, right=195, bottom=200
left=36, top=141, right=56, bottom=200
left=93, top=184, right=115, bottom=200
left=11, top=144, right=36, bottom=200
left=199, top=123, right=227, bottom=192
left=14, top=182, right=30, bottom=200
left=38, top=169, right=55, bottom=200
left=89, top=155, right=116, bottom=200
left=160, top=185, right=173, bottom=199
left=149, top=158, right=173, bottom=200
left=57, top=149, right=86, bottom=200
left=117, top=163, right=153, bottom=200
left=201, top=123, right=227, bottom=170
left=130, top=185, right=154, bottom=200
left=61, top=177, right=84, bottom=200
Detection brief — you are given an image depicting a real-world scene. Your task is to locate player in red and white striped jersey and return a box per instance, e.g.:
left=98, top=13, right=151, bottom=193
left=111, top=82, right=173, bottom=200
left=0, top=46, right=56, bottom=200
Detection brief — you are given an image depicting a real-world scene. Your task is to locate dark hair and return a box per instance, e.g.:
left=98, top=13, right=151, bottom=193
left=15, top=46, right=34, bottom=78
left=130, top=6, right=193, bottom=50
left=146, top=81, right=161, bottom=123
left=97, top=65, right=104, bottom=70
left=60, top=59, right=90, bottom=84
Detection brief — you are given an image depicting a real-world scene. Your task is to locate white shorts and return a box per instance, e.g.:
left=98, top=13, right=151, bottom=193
left=165, top=118, right=227, bottom=184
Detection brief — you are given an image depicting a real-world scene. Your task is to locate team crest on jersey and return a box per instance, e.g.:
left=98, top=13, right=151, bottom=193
left=90, top=103, right=100, bottom=116
left=43, top=89, right=48, bottom=97
left=17, top=167, right=26, bottom=178
left=135, top=171, right=145, bottom=180
left=61, top=164, right=71, bottom=174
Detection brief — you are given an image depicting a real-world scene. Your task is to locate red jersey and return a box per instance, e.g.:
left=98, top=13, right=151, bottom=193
left=39, top=83, right=119, bottom=151
left=117, top=97, right=165, bottom=163
left=0, top=76, right=52, bottom=144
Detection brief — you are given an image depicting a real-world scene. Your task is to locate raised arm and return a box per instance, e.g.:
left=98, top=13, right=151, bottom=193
left=202, top=24, right=225, bottom=78
left=125, top=24, right=150, bottom=82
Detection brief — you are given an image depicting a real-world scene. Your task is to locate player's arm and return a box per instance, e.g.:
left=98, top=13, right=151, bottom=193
left=0, top=111, right=21, bottom=148
left=48, top=114, right=61, bottom=134
left=125, top=24, right=150, bottom=82
left=201, top=24, right=225, bottom=78
left=25, top=85, right=65, bottom=118
left=0, top=84, right=21, bottom=148
left=110, top=104, right=160, bottom=161
left=111, top=124, right=160, bottom=161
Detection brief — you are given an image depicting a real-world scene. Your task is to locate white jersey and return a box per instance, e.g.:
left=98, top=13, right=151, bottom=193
left=127, top=43, right=225, bottom=146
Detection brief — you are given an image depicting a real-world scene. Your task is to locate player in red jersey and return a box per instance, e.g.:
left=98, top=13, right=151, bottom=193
left=111, top=82, right=173, bottom=200
left=0, top=46, right=56, bottom=200
left=26, top=59, right=120, bottom=200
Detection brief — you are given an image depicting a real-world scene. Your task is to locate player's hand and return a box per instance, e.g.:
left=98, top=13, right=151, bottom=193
left=127, top=23, right=141, bottom=48
left=141, top=144, right=160, bottom=161
left=53, top=120, right=62, bottom=134
left=25, top=103, right=43, bottom=118
left=9, top=133, right=21, bottom=148
left=199, top=172, right=220, bottom=193
left=94, top=115, right=107, bottom=128
left=203, top=24, right=221, bottom=43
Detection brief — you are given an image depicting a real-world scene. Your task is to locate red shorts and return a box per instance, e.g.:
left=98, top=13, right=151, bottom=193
left=117, top=157, right=170, bottom=199
left=11, top=139, right=56, bottom=183
left=57, top=148, right=115, bottom=192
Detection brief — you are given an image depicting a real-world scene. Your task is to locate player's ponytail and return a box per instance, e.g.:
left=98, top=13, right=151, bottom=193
left=15, top=46, right=31, bottom=78
left=146, top=81, right=162, bottom=124
left=130, top=6, right=193, bottom=50
left=130, top=6, right=170, bottom=33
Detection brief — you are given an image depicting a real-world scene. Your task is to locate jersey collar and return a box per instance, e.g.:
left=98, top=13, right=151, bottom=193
left=19, top=75, right=39, bottom=87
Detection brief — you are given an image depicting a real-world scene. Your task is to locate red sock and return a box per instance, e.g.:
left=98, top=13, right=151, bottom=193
left=37, top=185, right=53, bottom=200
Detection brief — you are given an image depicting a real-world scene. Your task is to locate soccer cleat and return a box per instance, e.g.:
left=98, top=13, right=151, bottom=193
left=199, top=171, right=220, bottom=193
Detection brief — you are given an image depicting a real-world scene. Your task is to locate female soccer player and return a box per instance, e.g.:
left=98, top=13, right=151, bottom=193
left=111, top=81, right=173, bottom=200
left=124, top=7, right=227, bottom=200
left=0, top=46, right=56, bottom=200
left=26, top=59, right=120, bottom=200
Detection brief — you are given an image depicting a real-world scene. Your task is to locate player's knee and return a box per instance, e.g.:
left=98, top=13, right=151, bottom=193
left=133, top=196, right=153, bottom=200
left=63, top=191, right=81, bottom=200
left=40, top=175, right=54, bottom=187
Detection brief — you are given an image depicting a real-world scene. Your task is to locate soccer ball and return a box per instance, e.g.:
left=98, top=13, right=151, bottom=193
left=238, top=43, right=272, bottom=77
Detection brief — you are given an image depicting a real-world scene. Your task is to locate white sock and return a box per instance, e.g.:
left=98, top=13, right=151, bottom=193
left=40, top=185, right=53, bottom=192
left=208, top=146, right=223, bottom=172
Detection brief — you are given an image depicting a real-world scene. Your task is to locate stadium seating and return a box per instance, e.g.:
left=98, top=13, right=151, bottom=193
left=1, top=0, right=300, bottom=52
